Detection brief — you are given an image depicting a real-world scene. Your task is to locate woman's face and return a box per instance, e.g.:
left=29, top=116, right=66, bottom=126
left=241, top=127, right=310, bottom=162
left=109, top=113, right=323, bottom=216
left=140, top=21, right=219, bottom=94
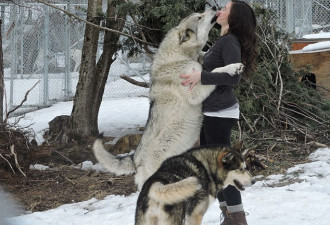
left=216, top=1, right=232, bottom=26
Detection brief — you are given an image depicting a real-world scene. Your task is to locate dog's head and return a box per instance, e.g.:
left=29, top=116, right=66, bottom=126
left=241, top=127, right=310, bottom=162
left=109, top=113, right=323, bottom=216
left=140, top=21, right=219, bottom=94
left=177, top=6, right=217, bottom=45
left=217, top=141, right=255, bottom=191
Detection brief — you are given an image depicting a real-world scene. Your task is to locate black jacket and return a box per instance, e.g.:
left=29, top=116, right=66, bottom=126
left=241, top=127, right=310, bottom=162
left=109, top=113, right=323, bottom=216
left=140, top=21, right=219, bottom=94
left=201, top=34, right=242, bottom=112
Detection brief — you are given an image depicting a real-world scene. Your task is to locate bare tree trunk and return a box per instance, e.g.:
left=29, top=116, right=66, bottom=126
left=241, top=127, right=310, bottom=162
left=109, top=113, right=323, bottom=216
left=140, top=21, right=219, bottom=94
left=47, top=0, right=127, bottom=141
left=70, top=0, right=103, bottom=136
left=71, top=0, right=127, bottom=137
left=91, top=0, right=127, bottom=133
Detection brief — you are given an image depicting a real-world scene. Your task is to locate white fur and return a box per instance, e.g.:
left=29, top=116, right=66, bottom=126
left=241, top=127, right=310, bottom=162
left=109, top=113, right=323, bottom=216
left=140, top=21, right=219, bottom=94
left=223, top=163, right=254, bottom=189
left=139, top=151, right=253, bottom=225
left=35, top=48, right=81, bottom=72
left=92, top=138, right=135, bottom=174
left=149, top=177, right=201, bottom=205
left=93, top=8, right=244, bottom=191
left=70, top=48, right=82, bottom=72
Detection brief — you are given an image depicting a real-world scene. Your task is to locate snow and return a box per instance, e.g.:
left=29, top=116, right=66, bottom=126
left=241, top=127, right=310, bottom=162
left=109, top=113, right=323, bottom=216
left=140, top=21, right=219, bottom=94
left=29, top=164, right=50, bottom=171
left=301, top=41, right=330, bottom=52
left=2, top=96, right=330, bottom=225
left=302, top=32, right=330, bottom=39
left=289, top=31, right=330, bottom=54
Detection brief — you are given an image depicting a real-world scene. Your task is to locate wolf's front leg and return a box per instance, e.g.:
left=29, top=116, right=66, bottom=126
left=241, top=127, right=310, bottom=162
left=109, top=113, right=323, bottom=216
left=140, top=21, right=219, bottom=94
left=198, top=51, right=207, bottom=64
left=212, top=63, right=244, bottom=76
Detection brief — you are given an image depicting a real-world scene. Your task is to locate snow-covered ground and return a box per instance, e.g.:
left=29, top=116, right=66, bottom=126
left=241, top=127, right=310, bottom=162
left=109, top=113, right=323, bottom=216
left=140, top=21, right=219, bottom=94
left=2, top=97, right=330, bottom=225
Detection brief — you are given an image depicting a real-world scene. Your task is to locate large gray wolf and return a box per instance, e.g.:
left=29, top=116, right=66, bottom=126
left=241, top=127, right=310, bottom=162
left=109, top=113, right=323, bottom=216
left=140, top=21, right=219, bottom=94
left=93, top=7, right=244, bottom=190
left=135, top=142, right=255, bottom=225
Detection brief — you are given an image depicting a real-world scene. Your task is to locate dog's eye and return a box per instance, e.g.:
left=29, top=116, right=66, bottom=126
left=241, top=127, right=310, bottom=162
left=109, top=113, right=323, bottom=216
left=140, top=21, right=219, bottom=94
left=198, top=16, right=202, bottom=20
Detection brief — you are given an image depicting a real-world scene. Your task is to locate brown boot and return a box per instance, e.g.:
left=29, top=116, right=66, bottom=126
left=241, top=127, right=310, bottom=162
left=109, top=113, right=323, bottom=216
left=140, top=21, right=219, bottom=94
left=227, top=211, right=248, bottom=225
left=220, top=206, right=231, bottom=225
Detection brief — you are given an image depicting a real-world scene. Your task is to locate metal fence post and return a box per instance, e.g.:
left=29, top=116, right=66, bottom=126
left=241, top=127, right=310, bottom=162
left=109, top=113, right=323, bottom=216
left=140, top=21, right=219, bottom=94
left=43, top=5, right=49, bottom=106
left=298, top=0, right=313, bottom=38
left=19, top=6, right=24, bottom=78
left=286, top=0, right=294, bottom=34
left=64, top=3, right=71, bottom=101
left=9, top=4, right=17, bottom=110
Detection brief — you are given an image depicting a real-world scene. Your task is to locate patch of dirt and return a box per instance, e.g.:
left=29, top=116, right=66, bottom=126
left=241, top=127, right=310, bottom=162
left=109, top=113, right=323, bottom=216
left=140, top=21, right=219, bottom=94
left=0, top=139, right=137, bottom=212
left=0, top=130, right=312, bottom=213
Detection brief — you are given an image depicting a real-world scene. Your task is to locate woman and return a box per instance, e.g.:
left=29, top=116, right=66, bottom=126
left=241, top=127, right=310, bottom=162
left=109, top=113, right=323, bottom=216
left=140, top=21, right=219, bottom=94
left=181, top=1, right=257, bottom=225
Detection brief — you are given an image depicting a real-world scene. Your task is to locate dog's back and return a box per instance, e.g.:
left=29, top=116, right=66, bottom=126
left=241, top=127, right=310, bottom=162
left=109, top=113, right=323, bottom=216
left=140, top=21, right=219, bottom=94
left=135, top=144, right=255, bottom=225
left=135, top=147, right=216, bottom=225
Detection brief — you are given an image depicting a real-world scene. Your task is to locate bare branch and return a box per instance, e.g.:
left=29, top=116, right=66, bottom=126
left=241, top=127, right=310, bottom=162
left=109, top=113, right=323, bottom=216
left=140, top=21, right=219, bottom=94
left=129, top=13, right=155, bottom=54
left=10, top=145, right=26, bottom=177
left=35, top=0, right=157, bottom=47
left=6, top=80, right=40, bottom=120
left=120, top=74, right=149, bottom=88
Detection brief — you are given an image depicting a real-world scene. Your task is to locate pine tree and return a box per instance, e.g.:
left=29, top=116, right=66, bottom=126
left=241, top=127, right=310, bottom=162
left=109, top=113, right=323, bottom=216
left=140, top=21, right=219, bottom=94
left=233, top=6, right=330, bottom=171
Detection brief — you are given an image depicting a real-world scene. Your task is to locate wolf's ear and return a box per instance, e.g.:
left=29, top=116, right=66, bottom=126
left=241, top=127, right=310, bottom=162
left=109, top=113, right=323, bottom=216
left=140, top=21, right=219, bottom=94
left=232, top=140, right=243, bottom=151
left=179, top=29, right=193, bottom=45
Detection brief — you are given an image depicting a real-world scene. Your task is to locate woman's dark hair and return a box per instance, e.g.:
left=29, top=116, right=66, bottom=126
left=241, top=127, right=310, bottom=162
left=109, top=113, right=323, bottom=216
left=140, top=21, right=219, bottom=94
left=228, top=0, right=257, bottom=75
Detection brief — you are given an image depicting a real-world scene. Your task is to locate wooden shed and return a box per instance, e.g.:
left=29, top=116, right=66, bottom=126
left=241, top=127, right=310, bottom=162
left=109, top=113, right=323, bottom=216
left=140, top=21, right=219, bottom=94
left=289, top=39, right=330, bottom=100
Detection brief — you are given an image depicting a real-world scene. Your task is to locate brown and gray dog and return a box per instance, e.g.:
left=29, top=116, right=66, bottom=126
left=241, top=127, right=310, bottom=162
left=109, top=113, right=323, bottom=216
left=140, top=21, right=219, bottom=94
left=135, top=142, right=255, bottom=225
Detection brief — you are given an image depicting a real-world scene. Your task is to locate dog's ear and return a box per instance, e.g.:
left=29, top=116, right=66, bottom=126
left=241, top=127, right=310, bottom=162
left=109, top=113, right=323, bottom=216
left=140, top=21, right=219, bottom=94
left=217, top=151, right=228, bottom=166
left=178, top=29, right=193, bottom=45
left=221, top=152, right=235, bottom=164
left=232, top=140, right=243, bottom=151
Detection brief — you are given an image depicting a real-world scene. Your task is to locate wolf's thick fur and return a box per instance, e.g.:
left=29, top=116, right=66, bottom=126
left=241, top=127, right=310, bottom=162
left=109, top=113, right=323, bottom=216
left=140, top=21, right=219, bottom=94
left=135, top=143, right=255, bottom=225
left=93, top=7, right=244, bottom=190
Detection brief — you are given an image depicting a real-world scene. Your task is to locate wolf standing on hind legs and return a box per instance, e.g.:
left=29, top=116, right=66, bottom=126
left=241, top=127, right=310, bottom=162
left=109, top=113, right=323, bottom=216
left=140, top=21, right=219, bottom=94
left=181, top=1, right=257, bottom=224
left=93, top=7, right=244, bottom=191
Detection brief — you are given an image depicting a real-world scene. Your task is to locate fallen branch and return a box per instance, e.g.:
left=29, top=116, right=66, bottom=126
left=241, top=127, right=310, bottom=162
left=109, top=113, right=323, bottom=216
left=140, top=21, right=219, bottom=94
left=306, top=141, right=328, bottom=148
left=10, top=145, right=26, bottom=177
left=0, top=153, right=16, bottom=174
left=120, top=74, right=149, bottom=88
left=6, top=80, right=40, bottom=121
left=240, top=113, right=255, bottom=133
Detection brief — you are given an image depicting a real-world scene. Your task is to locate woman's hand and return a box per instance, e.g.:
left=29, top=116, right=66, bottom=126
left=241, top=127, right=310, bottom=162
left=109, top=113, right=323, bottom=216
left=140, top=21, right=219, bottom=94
left=180, top=69, right=201, bottom=90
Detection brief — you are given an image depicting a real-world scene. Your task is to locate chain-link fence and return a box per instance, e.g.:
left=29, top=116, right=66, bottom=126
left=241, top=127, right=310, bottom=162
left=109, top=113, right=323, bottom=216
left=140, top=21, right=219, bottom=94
left=2, top=0, right=150, bottom=114
left=2, top=0, right=329, bottom=113
left=216, top=0, right=330, bottom=38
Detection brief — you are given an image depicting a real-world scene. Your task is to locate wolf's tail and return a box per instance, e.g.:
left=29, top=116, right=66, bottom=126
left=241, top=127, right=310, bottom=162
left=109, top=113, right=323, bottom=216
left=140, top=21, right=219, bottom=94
left=92, top=138, right=136, bottom=175
left=148, top=177, right=201, bottom=205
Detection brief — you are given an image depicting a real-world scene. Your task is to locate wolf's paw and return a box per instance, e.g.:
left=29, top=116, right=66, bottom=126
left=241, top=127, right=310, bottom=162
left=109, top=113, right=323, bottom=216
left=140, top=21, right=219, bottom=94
left=231, top=63, right=244, bottom=75
left=211, top=63, right=244, bottom=76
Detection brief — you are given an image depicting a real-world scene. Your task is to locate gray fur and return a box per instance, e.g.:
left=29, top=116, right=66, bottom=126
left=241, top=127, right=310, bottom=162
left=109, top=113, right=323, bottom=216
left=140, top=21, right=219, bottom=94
left=93, top=8, right=244, bottom=190
left=135, top=144, right=255, bottom=225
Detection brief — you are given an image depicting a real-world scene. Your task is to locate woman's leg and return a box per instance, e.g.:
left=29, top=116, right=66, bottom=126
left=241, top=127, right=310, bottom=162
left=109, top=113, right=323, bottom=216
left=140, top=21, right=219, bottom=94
left=201, top=116, right=247, bottom=224
left=202, top=116, right=235, bottom=146
left=202, top=116, right=240, bottom=202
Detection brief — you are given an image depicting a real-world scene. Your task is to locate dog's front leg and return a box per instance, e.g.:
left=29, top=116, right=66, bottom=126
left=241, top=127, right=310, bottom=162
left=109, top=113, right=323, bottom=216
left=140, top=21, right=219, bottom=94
left=186, top=84, right=216, bottom=105
left=184, top=63, right=244, bottom=105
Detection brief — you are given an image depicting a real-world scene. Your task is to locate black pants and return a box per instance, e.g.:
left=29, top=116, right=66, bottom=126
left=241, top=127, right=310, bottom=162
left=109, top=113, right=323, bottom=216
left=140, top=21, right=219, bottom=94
left=200, top=116, right=242, bottom=206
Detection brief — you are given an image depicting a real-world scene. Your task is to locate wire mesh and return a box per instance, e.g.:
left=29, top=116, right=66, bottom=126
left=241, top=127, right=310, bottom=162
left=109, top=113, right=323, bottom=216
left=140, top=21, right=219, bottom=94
left=2, top=0, right=329, bottom=112
left=2, top=1, right=149, bottom=113
left=216, top=0, right=330, bottom=38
